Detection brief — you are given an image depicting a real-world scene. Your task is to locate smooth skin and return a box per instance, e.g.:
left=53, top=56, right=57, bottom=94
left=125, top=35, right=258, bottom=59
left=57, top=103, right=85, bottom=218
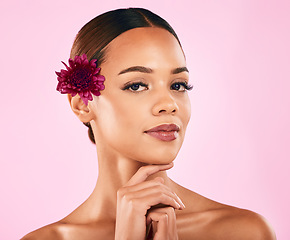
left=22, top=28, right=276, bottom=240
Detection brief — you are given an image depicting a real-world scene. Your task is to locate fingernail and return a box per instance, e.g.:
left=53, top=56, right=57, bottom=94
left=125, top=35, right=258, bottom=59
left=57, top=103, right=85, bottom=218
left=175, top=194, right=185, bottom=209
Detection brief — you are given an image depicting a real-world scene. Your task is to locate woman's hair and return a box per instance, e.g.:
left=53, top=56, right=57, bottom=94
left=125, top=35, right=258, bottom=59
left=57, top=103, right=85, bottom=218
left=70, top=7, right=182, bottom=144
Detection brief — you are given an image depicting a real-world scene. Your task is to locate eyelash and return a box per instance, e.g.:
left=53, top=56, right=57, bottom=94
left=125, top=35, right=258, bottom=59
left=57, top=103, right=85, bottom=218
left=122, top=81, right=148, bottom=92
left=122, top=81, right=193, bottom=92
left=171, top=82, right=193, bottom=91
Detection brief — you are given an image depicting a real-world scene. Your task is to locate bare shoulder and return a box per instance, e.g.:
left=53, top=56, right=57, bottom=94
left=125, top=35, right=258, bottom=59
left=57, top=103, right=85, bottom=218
left=174, top=184, right=276, bottom=240
left=178, top=201, right=276, bottom=240
left=21, top=220, right=114, bottom=240
left=212, top=206, right=276, bottom=240
left=20, top=223, right=64, bottom=240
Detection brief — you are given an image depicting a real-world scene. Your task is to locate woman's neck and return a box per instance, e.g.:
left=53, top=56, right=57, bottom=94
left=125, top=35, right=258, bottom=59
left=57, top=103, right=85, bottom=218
left=76, top=146, right=173, bottom=222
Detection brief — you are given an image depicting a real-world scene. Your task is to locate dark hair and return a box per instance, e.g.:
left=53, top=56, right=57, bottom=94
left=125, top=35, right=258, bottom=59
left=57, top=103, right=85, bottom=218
left=70, top=7, right=182, bottom=144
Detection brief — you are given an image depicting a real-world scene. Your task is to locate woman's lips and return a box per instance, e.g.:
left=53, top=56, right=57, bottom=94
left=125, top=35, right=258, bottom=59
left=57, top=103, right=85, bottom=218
left=144, top=124, right=180, bottom=142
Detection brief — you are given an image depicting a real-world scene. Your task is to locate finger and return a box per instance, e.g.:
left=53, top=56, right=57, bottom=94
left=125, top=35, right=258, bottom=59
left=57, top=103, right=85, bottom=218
left=154, top=177, right=164, bottom=184
left=147, top=207, right=177, bottom=239
left=148, top=207, right=177, bottom=227
left=124, top=184, right=184, bottom=210
left=125, top=163, right=173, bottom=187
left=146, top=212, right=169, bottom=239
left=123, top=177, right=165, bottom=193
left=135, top=192, right=182, bottom=211
left=122, top=178, right=171, bottom=196
left=122, top=177, right=184, bottom=209
left=125, top=178, right=185, bottom=209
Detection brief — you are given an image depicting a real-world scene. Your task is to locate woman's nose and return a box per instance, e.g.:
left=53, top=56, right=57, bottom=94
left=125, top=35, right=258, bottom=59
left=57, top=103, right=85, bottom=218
left=152, top=92, right=179, bottom=116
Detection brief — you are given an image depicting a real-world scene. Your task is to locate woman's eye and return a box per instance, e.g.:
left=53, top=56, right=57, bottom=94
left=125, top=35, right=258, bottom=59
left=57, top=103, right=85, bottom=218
left=123, top=82, right=148, bottom=92
left=171, top=82, right=193, bottom=91
left=171, top=83, right=183, bottom=91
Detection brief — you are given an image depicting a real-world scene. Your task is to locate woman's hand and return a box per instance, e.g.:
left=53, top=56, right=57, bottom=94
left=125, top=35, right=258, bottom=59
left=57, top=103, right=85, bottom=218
left=114, top=163, right=184, bottom=240
left=146, top=207, right=178, bottom=240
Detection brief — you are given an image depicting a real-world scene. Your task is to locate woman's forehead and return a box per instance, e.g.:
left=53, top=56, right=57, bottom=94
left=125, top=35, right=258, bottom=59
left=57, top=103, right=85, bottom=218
left=103, top=27, right=186, bottom=71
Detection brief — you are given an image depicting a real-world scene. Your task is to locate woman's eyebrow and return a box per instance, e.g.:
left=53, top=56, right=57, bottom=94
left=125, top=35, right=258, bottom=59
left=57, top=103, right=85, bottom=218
left=118, top=66, right=153, bottom=75
left=118, top=66, right=189, bottom=75
left=171, top=67, right=189, bottom=74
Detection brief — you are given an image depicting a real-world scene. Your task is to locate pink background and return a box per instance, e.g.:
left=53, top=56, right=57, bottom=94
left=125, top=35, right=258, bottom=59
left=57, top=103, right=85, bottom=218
left=1, top=0, right=289, bottom=239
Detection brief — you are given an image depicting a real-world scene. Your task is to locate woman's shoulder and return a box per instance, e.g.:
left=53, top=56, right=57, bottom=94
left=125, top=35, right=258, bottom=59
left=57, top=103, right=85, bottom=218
left=21, top=220, right=115, bottom=240
left=178, top=203, right=276, bottom=239
left=209, top=206, right=276, bottom=239
left=175, top=184, right=276, bottom=239
left=20, top=223, right=64, bottom=240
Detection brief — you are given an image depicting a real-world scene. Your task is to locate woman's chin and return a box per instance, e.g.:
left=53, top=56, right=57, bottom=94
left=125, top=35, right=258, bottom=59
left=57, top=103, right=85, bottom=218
left=137, top=153, right=178, bottom=165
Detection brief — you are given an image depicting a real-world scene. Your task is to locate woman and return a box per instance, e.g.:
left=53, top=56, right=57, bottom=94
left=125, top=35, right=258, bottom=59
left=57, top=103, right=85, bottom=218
left=22, top=8, right=276, bottom=240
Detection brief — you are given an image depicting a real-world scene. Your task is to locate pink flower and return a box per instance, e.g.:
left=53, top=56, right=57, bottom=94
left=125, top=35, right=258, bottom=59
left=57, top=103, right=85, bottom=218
left=56, top=54, right=105, bottom=105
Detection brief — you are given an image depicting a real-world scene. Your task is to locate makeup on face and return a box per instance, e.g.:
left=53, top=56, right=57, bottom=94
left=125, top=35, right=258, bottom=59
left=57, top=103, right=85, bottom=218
left=118, top=65, right=192, bottom=94
left=144, top=124, right=180, bottom=142
left=91, top=27, right=191, bottom=164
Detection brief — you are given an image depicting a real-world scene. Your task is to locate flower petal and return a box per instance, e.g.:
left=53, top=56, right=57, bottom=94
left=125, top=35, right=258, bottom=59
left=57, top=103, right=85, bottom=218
left=80, top=95, right=88, bottom=105
left=90, top=60, right=97, bottom=68
left=81, top=54, right=87, bottom=61
left=93, top=67, right=100, bottom=75
left=62, top=61, right=70, bottom=71
left=97, top=75, right=105, bottom=81
left=87, top=93, right=93, bottom=101
left=55, top=71, right=62, bottom=77
left=91, top=90, right=101, bottom=96
left=69, top=59, right=74, bottom=68
left=75, top=55, right=81, bottom=65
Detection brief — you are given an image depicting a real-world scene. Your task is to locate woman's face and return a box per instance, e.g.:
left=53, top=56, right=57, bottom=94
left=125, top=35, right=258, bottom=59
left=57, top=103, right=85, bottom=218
left=90, top=27, right=191, bottom=164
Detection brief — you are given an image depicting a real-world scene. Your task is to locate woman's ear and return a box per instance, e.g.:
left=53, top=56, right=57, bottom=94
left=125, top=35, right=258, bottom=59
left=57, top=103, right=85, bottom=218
left=68, top=94, right=95, bottom=123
